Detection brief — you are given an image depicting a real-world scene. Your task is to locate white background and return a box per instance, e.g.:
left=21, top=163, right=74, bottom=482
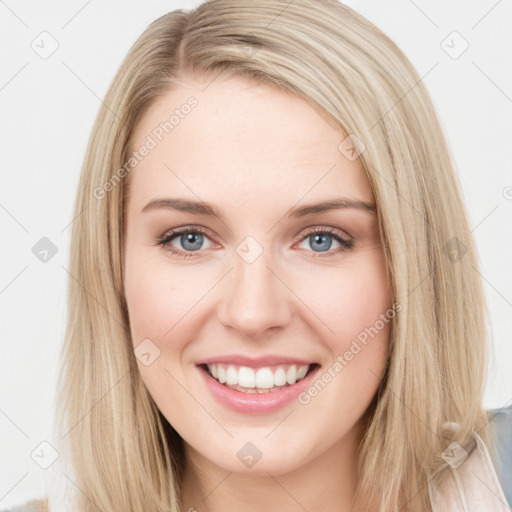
left=1, top=0, right=511, bottom=507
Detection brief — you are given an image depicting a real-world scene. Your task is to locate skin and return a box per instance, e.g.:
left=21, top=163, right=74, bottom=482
left=123, top=75, right=392, bottom=512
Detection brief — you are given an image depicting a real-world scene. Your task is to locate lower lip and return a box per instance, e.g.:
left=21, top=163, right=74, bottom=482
left=197, top=364, right=320, bottom=414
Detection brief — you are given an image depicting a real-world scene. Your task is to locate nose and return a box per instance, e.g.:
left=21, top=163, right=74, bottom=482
left=217, top=247, right=293, bottom=339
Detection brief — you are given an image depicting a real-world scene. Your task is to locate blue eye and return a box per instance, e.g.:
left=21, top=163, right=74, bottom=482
left=156, top=225, right=354, bottom=259
left=174, top=232, right=205, bottom=251
left=156, top=226, right=213, bottom=259
left=297, top=227, right=354, bottom=256
left=307, top=233, right=337, bottom=251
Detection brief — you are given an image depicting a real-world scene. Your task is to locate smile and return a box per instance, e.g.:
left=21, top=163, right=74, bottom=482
left=204, top=363, right=311, bottom=393
left=196, top=356, right=320, bottom=413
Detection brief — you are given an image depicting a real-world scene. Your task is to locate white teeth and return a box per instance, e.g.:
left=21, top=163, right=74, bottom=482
left=286, top=365, right=297, bottom=385
left=226, top=366, right=238, bottom=385
left=217, top=365, right=227, bottom=384
left=238, top=366, right=256, bottom=387
left=297, top=365, right=308, bottom=380
left=205, top=363, right=311, bottom=390
left=255, top=368, right=274, bottom=388
left=274, top=367, right=287, bottom=386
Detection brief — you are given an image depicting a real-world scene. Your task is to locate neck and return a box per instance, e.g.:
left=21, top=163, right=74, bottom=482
left=180, top=422, right=368, bottom=512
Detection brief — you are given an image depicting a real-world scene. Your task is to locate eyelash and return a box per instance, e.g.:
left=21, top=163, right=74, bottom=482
left=155, top=225, right=354, bottom=259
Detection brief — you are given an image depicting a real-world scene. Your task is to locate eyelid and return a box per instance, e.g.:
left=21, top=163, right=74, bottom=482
left=296, top=224, right=353, bottom=242
left=155, top=224, right=354, bottom=258
left=156, top=224, right=352, bottom=243
left=155, top=224, right=217, bottom=246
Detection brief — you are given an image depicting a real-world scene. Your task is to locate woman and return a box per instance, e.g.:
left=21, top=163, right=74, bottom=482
left=6, top=0, right=510, bottom=511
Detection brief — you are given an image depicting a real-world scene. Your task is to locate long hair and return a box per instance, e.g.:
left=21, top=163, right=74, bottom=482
left=52, top=1, right=494, bottom=511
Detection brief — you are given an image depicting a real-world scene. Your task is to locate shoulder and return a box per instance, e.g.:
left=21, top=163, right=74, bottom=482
left=489, top=403, right=512, bottom=430
left=488, top=405, right=512, bottom=506
left=0, top=497, right=48, bottom=512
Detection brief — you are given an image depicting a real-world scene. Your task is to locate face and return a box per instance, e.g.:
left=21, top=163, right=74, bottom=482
left=123, top=75, right=392, bottom=477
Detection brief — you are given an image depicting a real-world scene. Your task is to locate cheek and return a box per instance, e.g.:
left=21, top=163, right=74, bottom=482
left=295, top=252, right=392, bottom=416
left=125, top=272, right=176, bottom=345
left=124, top=258, right=203, bottom=427
left=124, top=253, right=205, bottom=348
left=297, top=251, right=391, bottom=351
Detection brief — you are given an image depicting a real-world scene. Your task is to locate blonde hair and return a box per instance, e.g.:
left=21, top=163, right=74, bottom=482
left=53, top=1, right=495, bottom=511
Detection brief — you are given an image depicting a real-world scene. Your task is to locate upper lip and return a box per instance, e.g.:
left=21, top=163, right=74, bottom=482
left=195, top=354, right=317, bottom=368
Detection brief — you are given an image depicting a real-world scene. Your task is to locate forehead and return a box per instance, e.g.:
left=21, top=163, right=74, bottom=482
left=126, top=75, right=373, bottom=210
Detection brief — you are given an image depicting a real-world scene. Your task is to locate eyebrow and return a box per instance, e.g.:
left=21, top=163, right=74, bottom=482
left=141, top=197, right=376, bottom=220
